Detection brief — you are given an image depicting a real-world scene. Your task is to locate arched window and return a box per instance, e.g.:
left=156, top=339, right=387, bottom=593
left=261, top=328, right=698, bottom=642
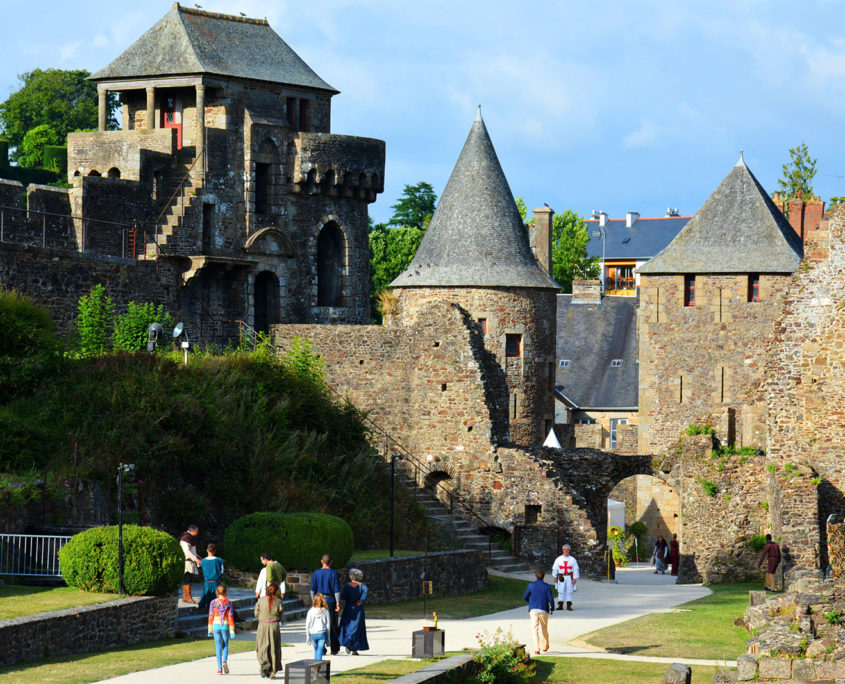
left=254, top=271, right=280, bottom=333
left=317, top=222, right=345, bottom=307
left=107, top=167, right=121, bottom=179
left=88, top=169, right=101, bottom=177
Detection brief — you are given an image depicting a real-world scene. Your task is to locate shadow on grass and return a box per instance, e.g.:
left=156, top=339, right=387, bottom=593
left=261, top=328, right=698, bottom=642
left=605, top=645, right=660, bottom=654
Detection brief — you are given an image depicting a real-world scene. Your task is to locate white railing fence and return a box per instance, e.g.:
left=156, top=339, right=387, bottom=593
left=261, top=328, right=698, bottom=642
left=0, top=533, right=72, bottom=578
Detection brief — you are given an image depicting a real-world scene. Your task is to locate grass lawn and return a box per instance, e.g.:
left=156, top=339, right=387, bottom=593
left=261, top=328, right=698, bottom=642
left=0, top=635, right=255, bottom=683
left=349, top=549, right=422, bottom=562
left=532, top=657, right=719, bottom=683
left=580, top=582, right=753, bottom=661
left=331, top=658, right=444, bottom=683
left=0, top=584, right=120, bottom=619
left=366, top=575, right=526, bottom=620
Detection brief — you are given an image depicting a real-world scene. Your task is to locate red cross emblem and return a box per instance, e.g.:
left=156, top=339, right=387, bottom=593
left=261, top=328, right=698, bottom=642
left=559, top=561, right=572, bottom=576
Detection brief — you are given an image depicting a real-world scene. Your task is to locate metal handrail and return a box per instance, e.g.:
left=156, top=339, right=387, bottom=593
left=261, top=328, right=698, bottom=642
left=0, top=533, right=71, bottom=577
left=151, top=150, right=205, bottom=258
left=236, top=320, right=498, bottom=557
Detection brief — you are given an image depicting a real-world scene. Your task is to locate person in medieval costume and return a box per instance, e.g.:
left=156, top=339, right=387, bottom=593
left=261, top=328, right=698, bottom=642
left=670, top=534, right=680, bottom=576
left=179, top=524, right=202, bottom=605
left=255, top=581, right=284, bottom=678
left=652, top=535, right=669, bottom=574
left=198, top=543, right=224, bottom=611
left=551, top=544, right=580, bottom=611
left=758, top=534, right=781, bottom=592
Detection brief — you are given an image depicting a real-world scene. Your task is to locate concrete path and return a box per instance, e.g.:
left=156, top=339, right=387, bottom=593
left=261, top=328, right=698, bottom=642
left=101, top=564, right=727, bottom=682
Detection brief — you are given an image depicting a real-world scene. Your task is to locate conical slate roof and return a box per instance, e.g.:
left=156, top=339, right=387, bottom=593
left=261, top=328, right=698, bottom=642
left=641, top=153, right=803, bottom=274
left=91, top=4, right=337, bottom=93
left=390, top=109, right=557, bottom=289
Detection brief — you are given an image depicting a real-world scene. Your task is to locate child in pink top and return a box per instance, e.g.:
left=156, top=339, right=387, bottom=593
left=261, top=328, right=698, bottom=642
left=208, top=584, right=236, bottom=674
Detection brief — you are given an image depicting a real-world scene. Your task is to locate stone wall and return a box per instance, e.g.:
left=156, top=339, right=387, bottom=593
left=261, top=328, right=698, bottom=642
left=68, top=128, right=175, bottom=180
left=638, top=272, right=791, bottom=455
left=0, top=478, right=107, bottom=534
left=275, top=550, right=488, bottom=605
left=0, top=596, right=176, bottom=667
left=609, top=474, right=679, bottom=550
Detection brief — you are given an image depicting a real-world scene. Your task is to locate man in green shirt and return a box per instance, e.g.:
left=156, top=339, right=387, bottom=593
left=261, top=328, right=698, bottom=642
left=256, top=553, right=286, bottom=599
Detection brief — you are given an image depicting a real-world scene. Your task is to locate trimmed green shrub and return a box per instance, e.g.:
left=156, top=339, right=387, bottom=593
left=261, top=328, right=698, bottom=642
left=42, top=145, right=68, bottom=175
left=748, top=534, right=767, bottom=553
left=0, top=288, right=56, bottom=357
left=0, top=139, right=8, bottom=169
left=0, top=165, right=58, bottom=185
left=59, top=524, right=183, bottom=595
left=225, top=512, right=354, bottom=572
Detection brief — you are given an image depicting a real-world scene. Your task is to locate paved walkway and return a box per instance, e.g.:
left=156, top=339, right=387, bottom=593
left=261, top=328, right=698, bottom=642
left=102, top=564, right=728, bottom=682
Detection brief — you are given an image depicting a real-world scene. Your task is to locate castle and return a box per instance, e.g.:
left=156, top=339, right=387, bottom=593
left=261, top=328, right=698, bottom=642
left=2, top=4, right=844, bottom=583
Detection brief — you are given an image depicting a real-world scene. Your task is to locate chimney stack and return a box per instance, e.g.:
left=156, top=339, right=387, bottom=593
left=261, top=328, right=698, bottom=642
left=531, top=206, right=554, bottom=277
left=626, top=211, right=639, bottom=228
left=804, top=195, right=825, bottom=235
left=788, top=192, right=805, bottom=240
left=571, top=279, right=602, bottom=304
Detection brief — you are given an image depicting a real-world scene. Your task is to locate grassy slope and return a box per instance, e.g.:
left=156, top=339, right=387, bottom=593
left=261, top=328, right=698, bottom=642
left=580, top=582, right=752, bottom=660
left=366, top=575, right=526, bottom=620
left=0, top=585, right=120, bottom=619
left=0, top=636, right=255, bottom=683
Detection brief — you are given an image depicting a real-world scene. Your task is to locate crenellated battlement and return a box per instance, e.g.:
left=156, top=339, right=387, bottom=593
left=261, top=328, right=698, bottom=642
left=291, top=133, right=385, bottom=202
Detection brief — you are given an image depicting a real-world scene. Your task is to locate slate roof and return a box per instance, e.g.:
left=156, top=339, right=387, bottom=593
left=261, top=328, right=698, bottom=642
left=390, top=109, right=557, bottom=289
left=641, top=154, right=804, bottom=274
left=555, top=294, right=638, bottom=410
left=91, top=4, right=337, bottom=93
left=585, top=216, right=689, bottom=261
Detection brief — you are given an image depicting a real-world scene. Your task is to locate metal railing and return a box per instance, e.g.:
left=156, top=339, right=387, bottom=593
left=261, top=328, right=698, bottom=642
left=241, top=321, right=498, bottom=559
left=0, top=533, right=71, bottom=578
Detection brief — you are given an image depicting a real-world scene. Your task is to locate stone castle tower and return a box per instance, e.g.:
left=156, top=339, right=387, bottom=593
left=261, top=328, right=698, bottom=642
left=637, top=153, right=804, bottom=455
left=389, top=108, right=558, bottom=446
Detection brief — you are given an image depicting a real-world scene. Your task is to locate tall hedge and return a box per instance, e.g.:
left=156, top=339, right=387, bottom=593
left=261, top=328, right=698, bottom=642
left=42, top=145, right=67, bottom=175
left=0, top=288, right=56, bottom=357
left=59, top=525, right=183, bottom=595
left=225, top=512, right=353, bottom=572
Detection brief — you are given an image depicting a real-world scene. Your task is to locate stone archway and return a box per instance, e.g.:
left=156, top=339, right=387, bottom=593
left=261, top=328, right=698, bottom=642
left=609, top=474, right=680, bottom=562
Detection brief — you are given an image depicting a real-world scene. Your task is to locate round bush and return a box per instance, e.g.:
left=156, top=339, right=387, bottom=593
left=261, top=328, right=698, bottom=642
left=0, top=289, right=56, bottom=357
left=59, top=524, right=183, bottom=595
left=224, top=512, right=354, bottom=572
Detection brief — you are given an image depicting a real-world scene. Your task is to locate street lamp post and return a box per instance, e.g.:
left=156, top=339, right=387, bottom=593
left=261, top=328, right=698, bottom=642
left=390, top=454, right=403, bottom=557
left=117, top=462, right=134, bottom=595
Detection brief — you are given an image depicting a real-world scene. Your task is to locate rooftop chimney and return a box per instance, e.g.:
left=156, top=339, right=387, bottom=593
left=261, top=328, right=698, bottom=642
left=571, top=279, right=602, bottom=304
left=531, top=206, right=554, bottom=276
left=626, top=211, right=639, bottom=228
left=665, top=207, right=679, bottom=217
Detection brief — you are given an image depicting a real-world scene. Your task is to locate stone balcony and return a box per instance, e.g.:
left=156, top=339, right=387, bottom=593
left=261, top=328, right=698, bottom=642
left=67, top=128, right=176, bottom=181
left=291, top=132, right=385, bottom=202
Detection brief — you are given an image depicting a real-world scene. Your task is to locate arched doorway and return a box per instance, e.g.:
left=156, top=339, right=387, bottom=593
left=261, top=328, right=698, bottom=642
left=608, top=474, right=679, bottom=566
left=254, top=271, right=280, bottom=334
left=317, top=222, right=344, bottom=306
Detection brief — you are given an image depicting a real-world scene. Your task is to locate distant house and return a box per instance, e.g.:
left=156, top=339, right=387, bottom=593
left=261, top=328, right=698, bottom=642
left=585, top=211, right=689, bottom=296
left=554, top=281, right=638, bottom=452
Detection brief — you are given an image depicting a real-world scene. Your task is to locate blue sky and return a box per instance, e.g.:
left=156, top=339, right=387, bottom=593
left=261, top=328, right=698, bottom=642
left=2, top=1, right=844, bottom=224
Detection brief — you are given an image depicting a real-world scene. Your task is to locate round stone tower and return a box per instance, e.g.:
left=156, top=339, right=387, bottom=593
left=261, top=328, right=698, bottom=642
left=389, top=108, right=558, bottom=446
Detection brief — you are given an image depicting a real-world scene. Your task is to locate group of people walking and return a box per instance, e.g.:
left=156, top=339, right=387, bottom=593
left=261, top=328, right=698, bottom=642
left=651, top=533, right=680, bottom=575
left=179, top=528, right=368, bottom=678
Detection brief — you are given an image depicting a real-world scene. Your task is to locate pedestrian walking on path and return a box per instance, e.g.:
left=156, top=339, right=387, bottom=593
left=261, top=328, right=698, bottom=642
left=758, top=534, right=781, bottom=591
left=552, top=544, right=580, bottom=611
left=207, top=584, right=235, bottom=675
left=305, top=593, right=330, bottom=661
left=652, top=536, right=669, bottom=574
left=339, top=568, right=369, bottom=655
left=670, top=534, right=680, bottom=576
left=256, top=553, right=286, bottom=599
left=310, top=554, right=341, bottom=655
left=179, top=525, right=202, bottom=605
left=198, top=543, right=224, bottom=611
left=523, top=569, right=555, bottom=654
left=255, top=582, right=284, bottom=678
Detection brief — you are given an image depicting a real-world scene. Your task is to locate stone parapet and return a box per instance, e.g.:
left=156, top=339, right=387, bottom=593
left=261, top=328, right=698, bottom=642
left=0, top=596, right=176, bottom=667
left=292, top=132, right=385, bottom=202
left=68, top=128, right=176, bottom=181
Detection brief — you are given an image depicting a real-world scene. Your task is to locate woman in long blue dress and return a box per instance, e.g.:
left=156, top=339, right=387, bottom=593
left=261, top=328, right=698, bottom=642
left=339, top=568, right=369, bottom=655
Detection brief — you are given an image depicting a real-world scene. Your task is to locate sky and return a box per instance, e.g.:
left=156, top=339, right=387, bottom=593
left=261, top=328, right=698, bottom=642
left=2, top=1, right=845, bottom=224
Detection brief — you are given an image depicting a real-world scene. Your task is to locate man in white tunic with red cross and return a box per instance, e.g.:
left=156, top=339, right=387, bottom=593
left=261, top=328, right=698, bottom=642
left=551, top=544, right=580, bottom=611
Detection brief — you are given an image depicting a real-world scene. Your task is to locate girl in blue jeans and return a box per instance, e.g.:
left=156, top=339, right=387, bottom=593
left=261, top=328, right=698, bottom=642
left=305, top=593, right=330, bottom=660
left=208, top=584, right=236, bottom=674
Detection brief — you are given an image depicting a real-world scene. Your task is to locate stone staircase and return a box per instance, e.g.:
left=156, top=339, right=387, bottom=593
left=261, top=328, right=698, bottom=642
left=401, top=475, right=531, bottom=573
left=176, top=585, right=308, bottom=637
left=144, top=165, right=203, bottom=258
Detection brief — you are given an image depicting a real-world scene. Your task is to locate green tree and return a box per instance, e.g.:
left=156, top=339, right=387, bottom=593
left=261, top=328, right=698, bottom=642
left=387, top=181, right=437, bottom=229
left=0, top=69, right=118, bottom=162
left=17, top=124, right=59, bottom=168
left=76, top=284, right=114, bottom=355
left=368, top=223, right=426, bottom=320
left=775, top=142, right=817, bottom=216
left=515, top=197, right=599, bottom=293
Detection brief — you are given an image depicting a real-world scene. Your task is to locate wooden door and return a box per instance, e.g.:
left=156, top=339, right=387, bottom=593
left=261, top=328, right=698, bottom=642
left=162, top=95, right=183, bottom=149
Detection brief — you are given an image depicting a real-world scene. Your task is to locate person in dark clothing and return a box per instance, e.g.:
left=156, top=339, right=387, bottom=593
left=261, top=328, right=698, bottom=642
left=310, top=554, right=341, bottom=655
left=523, top=569, right=555, bottom=654
left=758, top=534, right=781, bottom=591
left=670, top=534, right=680, bottom=576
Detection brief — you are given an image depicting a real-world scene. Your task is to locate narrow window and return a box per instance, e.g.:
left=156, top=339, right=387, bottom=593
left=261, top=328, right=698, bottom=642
left=202, top=203, right=214, bottom=252
left=684, top=275, right=696, bottom=307
left=255, top=163, right=270, bottom=214
left=299, top=99, right=309, bottom=132
left=720, top=366, right=725, bottom=403
left=611, top=359, right=623, bottom=367
left=505, top=333, right=522, bottom=358
left=679, top=375, right=684, bottom=404
left=525, top=505, right=541, bottom=525
left=477, top=318, right=487, bottom=335
left=286, top=97, right=296, bottom=129
left=748, top=274, right=760, bottom=303
left=559, top=359, right=571, bottom=367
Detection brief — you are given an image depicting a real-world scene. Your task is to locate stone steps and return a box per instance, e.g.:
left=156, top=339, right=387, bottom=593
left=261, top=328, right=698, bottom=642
left=176, top=586, right=307, bottom=637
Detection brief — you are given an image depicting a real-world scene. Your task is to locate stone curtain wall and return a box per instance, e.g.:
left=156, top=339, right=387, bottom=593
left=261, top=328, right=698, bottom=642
left=0, top=243, right=179, bottom=336
left=761, top=208, right=845, bottom=571
left=0, top=596, right=176, bottom=667
left=638, top=272, right=791, bottom=455
left=0, top=181, right=76, bottom=251
left=276, top=550, right=488, bottom=605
